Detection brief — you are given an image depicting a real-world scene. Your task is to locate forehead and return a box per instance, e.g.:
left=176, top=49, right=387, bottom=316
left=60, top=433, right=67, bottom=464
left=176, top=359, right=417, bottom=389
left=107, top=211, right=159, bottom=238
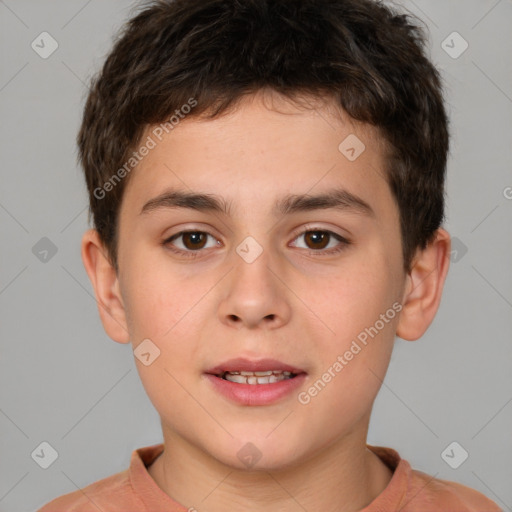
left=121, top=91, right=393, bottom=220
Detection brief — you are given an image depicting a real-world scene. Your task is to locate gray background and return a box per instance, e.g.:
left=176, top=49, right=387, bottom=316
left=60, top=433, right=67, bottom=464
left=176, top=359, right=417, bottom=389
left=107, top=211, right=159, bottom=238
left=0, top=0, right=511, bottom=510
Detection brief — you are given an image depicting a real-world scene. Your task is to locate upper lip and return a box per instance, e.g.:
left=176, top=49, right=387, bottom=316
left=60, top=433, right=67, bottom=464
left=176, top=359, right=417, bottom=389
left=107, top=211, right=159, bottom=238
left=206, top=358, right=306, bottom=375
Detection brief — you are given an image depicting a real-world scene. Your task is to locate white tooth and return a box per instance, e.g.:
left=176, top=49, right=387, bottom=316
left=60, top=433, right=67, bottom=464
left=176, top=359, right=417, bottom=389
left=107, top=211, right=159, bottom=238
left=224, top=372, right=293, bottom=384
left=256, top=374, right=289, bottom=384
left=234, top=370, right=293, bottom=377
left=225, top=374, right=247, bottom=384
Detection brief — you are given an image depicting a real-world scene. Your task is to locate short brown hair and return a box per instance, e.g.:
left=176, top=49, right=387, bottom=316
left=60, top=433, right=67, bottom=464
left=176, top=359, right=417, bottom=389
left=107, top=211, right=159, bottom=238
left=77, top=0, right=450, bottom=273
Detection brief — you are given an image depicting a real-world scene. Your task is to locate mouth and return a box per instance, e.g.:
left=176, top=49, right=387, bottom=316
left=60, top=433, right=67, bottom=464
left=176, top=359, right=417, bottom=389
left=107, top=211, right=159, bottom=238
left=204, top=358, right=307, bottom=405
left=205, top=357, right=307, bottom=383
left=216, top=370, right=299, bottom=385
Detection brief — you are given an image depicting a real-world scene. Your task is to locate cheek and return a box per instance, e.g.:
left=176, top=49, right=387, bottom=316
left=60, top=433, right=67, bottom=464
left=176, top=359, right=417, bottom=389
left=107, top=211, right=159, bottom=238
left=309, top=252, right=399, bottom=342
left=120, top=257, right=209, bottom=412
left=120, top=246, right=193, bottom=337
left=303, top=245, right=401, bottom=396
left=298, top=290, right=398, bottom=432
left=120, top=252, right=218, bottom=384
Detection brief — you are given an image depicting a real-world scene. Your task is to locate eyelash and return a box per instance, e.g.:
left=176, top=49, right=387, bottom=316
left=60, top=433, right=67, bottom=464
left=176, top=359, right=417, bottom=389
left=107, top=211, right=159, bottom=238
left=162, top=227, right=351, bottom=259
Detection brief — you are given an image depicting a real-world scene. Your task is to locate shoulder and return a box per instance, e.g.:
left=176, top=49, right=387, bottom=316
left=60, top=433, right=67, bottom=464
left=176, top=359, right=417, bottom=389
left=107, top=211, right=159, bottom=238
left=367, top=445, right=501, bottom=512
left=36, top=468, right=144, bottom=512
left=407, top=468, right=502, bottom=511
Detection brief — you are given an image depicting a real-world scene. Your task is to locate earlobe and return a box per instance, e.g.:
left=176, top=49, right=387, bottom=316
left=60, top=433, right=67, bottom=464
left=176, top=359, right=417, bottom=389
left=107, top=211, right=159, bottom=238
left=396, top=228, right=451, bottom=341
left=81, top=228, right=130, bottom=344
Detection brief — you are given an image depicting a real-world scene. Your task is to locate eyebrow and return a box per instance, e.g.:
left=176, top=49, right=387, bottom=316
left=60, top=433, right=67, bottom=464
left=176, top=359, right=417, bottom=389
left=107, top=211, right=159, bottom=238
left=140, top=187, right=375, bottom=218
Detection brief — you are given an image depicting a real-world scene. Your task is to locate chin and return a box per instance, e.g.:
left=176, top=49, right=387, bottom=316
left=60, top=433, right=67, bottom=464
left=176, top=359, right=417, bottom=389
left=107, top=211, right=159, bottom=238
left=211, top=436, right=307, bottom=473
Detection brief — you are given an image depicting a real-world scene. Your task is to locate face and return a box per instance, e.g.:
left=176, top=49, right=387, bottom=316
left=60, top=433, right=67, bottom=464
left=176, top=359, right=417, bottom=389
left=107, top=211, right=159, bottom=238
left=113, top=91, right=408, bottom=470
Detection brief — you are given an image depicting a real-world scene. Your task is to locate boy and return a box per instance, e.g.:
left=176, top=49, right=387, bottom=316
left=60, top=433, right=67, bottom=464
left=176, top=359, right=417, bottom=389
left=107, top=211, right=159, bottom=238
left=38, top=0, right=501, bottom=510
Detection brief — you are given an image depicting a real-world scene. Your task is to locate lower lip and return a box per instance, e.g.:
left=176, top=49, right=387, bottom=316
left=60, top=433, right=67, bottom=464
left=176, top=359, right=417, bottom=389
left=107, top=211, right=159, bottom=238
left=204, top=373, right=307, bottom=406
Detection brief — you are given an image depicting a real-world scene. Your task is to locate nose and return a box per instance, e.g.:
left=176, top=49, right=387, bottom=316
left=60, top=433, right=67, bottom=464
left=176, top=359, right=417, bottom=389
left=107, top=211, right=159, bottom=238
left=217, top=250, right=292, bottom=330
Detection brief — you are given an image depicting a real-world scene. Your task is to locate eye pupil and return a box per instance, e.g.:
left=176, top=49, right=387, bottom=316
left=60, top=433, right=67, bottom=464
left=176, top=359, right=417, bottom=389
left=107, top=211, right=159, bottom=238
left=183, top=232, right=207, bottom=250
left=305, top=231, right=329, bottom=249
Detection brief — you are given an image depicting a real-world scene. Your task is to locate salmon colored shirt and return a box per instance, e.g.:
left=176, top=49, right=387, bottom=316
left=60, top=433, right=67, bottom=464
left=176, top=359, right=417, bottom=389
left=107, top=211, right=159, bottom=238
left=38, top=443, right=501, bottom=511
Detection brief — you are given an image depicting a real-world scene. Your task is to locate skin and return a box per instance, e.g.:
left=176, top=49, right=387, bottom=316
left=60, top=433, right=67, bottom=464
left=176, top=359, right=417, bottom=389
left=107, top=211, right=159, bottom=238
left=82, top=90, right=450, bottom=511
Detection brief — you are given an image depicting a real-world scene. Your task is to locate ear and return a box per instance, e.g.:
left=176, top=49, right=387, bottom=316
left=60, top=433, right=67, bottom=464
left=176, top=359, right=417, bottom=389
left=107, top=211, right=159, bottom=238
left=396, top=228, right=451, bottom=341
left=81, top=228, right=130, bottom=344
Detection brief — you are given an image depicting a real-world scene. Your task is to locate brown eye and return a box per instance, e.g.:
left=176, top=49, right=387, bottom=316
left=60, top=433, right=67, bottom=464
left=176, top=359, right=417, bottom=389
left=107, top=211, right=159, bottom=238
left=165, top=231, right=219, bottom=256
left=180, top=232, right=208, bottom=250
left=303, top=231, right=330, bottom=250
left=291, top=228, right=350, bottom=256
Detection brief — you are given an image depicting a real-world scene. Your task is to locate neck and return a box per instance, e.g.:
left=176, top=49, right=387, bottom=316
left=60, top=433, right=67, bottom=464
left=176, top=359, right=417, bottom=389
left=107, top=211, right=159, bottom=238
left=148, top=419, right=393, bottom=512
